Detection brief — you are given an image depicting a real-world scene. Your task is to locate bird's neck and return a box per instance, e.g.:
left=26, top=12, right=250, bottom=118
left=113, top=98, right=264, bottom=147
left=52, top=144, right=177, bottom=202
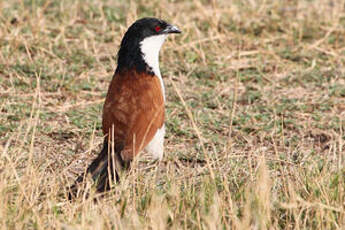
left=140, top=34, right=167, bottom=101
left=139, top=34, right=167, bottom=78
left=139, top=34, right=167, bottom=101
left=116, top=35, right=167, bottom=76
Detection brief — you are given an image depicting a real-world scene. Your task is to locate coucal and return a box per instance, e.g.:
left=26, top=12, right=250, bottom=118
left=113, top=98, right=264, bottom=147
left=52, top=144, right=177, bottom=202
left=69, top=17, right=181, bottom=198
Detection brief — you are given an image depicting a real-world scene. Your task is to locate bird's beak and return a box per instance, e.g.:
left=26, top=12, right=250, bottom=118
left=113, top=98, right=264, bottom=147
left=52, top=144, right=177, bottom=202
left=163, top=24, right=182, bottom=34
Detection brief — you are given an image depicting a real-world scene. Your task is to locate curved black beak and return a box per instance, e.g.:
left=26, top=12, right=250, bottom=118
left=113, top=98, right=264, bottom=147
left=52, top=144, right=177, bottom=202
left=164, top=24, right=182, bottom=34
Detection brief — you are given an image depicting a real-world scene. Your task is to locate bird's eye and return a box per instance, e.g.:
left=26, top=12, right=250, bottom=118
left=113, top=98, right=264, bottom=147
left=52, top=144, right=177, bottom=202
left=155, top=26, right=161, bottom=32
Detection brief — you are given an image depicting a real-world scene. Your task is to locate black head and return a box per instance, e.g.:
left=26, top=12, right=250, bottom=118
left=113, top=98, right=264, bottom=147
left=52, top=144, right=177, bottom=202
left=116, top=17, right=181, bottom=74
left=124, top=17, right=181, bottom=40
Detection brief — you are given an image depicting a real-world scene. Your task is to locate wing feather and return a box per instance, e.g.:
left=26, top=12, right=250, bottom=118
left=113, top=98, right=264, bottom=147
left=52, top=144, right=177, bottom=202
left=102, top=70, right=164, bottom=161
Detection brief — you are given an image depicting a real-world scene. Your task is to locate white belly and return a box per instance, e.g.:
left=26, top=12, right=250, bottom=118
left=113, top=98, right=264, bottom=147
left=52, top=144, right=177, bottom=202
left=145, top=125, right=165, bottom=160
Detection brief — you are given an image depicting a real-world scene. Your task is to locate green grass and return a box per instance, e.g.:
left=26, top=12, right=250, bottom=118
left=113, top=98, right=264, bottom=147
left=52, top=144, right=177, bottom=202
left=0, top=0, right=345, bottom=229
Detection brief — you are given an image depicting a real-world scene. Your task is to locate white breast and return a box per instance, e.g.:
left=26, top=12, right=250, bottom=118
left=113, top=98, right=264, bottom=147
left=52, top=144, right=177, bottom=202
left=144, top=124, right=165, bottom=160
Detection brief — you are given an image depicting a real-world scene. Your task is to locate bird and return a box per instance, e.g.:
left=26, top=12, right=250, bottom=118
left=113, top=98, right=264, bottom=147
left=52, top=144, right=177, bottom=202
left=68, top=17, right=181, bottom=198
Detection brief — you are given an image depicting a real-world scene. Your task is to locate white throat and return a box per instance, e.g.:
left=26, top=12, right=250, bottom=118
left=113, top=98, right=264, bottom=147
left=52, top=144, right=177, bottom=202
left=140, top=34, right=167, bottom=100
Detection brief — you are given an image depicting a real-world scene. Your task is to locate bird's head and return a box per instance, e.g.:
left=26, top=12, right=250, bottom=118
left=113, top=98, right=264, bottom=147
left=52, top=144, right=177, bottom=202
left=116, top=17, right=181, bottom=75
left=125, top=17, right=181, bottom=38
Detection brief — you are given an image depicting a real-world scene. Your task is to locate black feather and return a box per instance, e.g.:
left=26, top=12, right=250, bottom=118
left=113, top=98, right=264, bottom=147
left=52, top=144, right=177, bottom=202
left=68, top=140, right=127, bottom=200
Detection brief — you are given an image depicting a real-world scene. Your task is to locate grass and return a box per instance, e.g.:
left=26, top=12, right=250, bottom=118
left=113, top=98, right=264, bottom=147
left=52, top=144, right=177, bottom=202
left=0, top=0, right=345, bottom=229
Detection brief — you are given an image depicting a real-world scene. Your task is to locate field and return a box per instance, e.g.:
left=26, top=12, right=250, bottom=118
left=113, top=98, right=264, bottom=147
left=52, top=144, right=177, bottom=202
left=0, top=0, right=345, bottom=229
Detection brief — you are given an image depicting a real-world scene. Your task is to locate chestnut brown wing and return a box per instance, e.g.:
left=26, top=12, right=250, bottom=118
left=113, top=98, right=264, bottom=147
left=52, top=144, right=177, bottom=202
left=102, top=70, right=164, bottom=161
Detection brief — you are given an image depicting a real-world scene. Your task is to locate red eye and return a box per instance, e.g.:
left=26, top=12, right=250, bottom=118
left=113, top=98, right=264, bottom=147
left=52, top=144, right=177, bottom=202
left=155, top=26, right=161, bottom=32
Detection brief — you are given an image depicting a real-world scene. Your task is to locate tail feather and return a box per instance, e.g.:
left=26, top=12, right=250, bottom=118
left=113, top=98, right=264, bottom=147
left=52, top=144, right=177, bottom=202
left=68, top=140, right=126, bottom=200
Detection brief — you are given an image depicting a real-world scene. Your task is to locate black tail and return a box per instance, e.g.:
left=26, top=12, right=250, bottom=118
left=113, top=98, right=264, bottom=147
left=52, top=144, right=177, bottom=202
left=68, top=140, right=127, bottom=200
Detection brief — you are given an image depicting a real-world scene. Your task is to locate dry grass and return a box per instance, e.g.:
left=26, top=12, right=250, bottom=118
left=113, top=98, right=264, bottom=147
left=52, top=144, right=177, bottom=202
left=1, top=0, right=345, bottom=229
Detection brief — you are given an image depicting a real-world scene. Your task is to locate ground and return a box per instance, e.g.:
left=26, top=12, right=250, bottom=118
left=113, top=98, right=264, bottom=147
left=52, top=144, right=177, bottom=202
left=0, top=0, right=344, bottom=229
